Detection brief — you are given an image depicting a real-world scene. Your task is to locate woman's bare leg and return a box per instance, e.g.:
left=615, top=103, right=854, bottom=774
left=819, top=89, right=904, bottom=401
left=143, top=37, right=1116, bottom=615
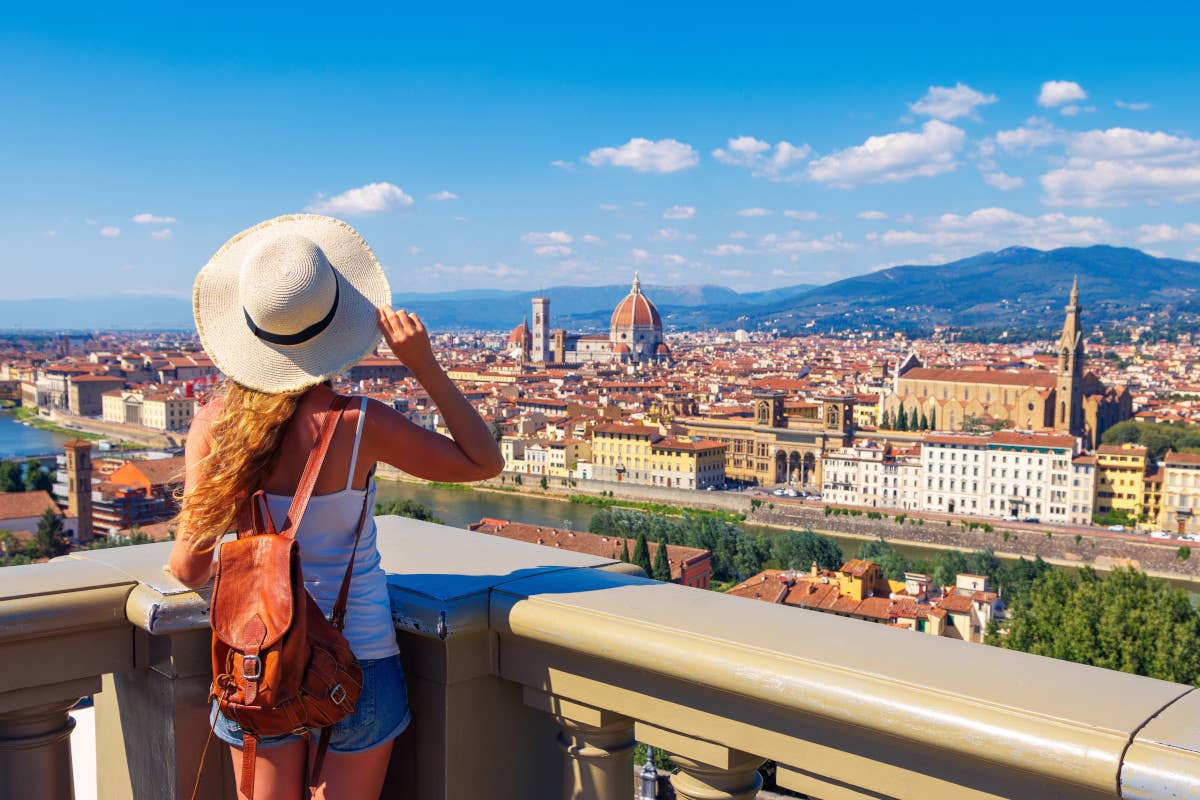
left=310, top=739, right=395, bottom=800
left=228, top=739, right=308, bottom=800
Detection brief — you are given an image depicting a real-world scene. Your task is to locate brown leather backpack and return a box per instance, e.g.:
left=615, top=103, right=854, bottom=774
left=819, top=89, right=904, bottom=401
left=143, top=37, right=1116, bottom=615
left=206, top=394, right=368, bottom=798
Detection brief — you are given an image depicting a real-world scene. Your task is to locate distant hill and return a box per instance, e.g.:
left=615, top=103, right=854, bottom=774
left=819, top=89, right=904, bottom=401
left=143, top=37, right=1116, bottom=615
left=1, top=246, right=1194, bottom=334
left=726, top=246, right=1200, bottom=333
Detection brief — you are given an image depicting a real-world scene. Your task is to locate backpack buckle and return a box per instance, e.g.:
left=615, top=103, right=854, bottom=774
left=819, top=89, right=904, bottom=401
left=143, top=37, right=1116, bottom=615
left=242, top=655, right=262, bottom=681
left=329, top=684, right=347, bottom=706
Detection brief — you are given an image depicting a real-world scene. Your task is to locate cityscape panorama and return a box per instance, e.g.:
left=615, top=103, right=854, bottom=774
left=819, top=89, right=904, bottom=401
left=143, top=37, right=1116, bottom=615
left=4, top=5, right=1200, bottom=800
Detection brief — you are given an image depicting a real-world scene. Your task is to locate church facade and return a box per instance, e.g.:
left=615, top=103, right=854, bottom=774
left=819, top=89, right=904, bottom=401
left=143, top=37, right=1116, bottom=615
left=508, top=274, right=671, bottom=365
left=881, top=281, right=1131, bottom=449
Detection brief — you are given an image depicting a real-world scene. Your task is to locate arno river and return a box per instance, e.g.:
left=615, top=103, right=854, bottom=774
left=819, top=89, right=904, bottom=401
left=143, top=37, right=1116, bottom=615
left=0, top=409, right=73, bottom=459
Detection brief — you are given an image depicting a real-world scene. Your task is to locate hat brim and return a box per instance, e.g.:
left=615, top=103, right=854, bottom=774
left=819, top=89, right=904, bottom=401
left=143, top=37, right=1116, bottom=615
left=194, top=214, right=392, bottom=394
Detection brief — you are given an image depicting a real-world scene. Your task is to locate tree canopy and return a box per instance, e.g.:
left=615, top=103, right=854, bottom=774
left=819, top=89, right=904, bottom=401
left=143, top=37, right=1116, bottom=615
left=1101, top=420, right=1200, bottom=461
left=995, top=567, right=1200, bottom=686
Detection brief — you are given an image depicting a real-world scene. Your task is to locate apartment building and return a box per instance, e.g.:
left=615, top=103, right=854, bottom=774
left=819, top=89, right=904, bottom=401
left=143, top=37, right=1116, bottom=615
left=1069, top=455, right=1098, bottom=526
left=1094, top=443, right=1150, bottom=519
left=1160, top=452, right=1200, bottom=535
left=591, top=423, right=726, bottom=489
left=919, top=431, right=1078, bottom=523
left=101, top=390, right=196, bottom=432
left=821, top=440, right=921, bottom=509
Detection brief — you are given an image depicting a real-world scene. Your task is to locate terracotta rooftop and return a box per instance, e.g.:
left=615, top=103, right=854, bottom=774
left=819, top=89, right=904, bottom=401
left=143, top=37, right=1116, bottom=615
left=0, top=490, right=61, bottom=522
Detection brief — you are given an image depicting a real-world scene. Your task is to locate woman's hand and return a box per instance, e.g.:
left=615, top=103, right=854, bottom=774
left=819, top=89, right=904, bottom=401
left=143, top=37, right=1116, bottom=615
left=377, top=306, right=437, bottom=374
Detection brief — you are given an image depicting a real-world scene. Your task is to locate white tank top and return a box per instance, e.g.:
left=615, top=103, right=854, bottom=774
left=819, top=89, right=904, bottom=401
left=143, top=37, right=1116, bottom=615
left=264, top=397, right=399, bottom=662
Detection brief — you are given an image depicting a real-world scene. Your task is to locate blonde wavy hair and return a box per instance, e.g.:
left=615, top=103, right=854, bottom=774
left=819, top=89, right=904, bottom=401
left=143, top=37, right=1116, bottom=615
left=178, top=382, right=306, bottom=553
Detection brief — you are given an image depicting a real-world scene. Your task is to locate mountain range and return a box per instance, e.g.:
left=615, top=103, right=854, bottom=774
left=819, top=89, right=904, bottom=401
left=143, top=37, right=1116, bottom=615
left=1, top=246, right=1196, bottom=334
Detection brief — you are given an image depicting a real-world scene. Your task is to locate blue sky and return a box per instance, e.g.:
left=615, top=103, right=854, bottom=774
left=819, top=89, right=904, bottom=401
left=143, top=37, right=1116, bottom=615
left=4, top=2, right=1200, bottom=300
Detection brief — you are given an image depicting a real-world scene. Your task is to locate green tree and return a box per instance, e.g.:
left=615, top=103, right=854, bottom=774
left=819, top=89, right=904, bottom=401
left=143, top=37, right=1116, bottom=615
left=933, top=550, right=970, bottom=586
left=31, top=509, right=71, bottom=560
left=619, top=538, right=631, bottom=562
left=24, top=460, right=53, bottom=493
left=373, top=499, right=444, bottom=525
left=631, top=531, right=652, bottom=575
left=919, top=411, right=929, bottom=431
left=489, top=420, right=504, bottom=443
left=1000, top=567, right=1200, bottom=685
left=909, top=407, right=919, bottom=431
left=0, top=461, right=23, bottom=493
left=896, top=402, right=908, bottom=432
left=856, top=538, right=909, bottom=581
left=651, top=541, right=672, bottom=582
left=539, top=475, right=549, bottom=490
left=929, top=408, right=937, bottom=431
left=881, top=409, right=891, bottom=430
left=771, top=529, right=844, bottom=571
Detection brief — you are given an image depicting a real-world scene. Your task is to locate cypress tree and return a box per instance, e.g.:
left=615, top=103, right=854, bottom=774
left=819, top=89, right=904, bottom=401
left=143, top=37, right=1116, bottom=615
left=881, top=409, right=891, bottom=429
left=909, top=407, right=919, bottom=430
left=929, top=408, right=937, bottom=431
left=896, top=402, right=908, bottom=431
left=632, top=531, right=652, bottom=575
left=919, top=410, right=929, bottom=431
left=651, top=541, right=672, bottom=582
left=620, top=538, right=631, bottom=562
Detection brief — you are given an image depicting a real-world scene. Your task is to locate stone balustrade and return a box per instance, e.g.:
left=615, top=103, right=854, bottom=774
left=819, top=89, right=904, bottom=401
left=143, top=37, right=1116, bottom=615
left=1, top=515, right=1198, bottom=799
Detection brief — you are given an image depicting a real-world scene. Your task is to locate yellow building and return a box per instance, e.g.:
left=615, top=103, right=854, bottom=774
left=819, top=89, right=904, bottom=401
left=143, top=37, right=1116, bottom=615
left=649, top=437, right=727, bottom=490
left=591, top=424, right=726, bottom=489
left=1095, top=443, right=1150, bottom=521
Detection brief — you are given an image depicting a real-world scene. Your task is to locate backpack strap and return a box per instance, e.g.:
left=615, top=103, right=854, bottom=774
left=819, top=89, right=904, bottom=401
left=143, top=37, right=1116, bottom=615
left=278, top=394, right=350, bottom=539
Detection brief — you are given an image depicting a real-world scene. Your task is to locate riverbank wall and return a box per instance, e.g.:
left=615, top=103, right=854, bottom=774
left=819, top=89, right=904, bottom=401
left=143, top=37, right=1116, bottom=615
left=44, top=410, right=179, bottom=449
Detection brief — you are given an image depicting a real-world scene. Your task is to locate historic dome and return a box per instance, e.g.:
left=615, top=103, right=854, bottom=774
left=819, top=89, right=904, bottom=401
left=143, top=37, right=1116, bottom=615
left=610, top=273, right=662, bottom=330
left=613, top=343, right=631, bottom=354
left=655, top=342, right=671, bottom=356
left=508, top=318, right=529, bottom=344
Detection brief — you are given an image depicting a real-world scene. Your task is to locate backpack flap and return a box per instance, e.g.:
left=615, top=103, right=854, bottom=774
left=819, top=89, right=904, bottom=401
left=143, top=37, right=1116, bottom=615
left=211, top=535, right=297, bottom=650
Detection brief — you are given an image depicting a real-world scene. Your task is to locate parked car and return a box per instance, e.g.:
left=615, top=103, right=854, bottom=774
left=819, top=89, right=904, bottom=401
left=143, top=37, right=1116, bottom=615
left=1106, top=524, right=1126, bottom=532
left=782, top=488, right=798, bottom=497
left=772, top=489, right=785, bottom=496
left=1150, top=530, right=1173, bottom=539
left=1023, top=517, right=1040, bottom=524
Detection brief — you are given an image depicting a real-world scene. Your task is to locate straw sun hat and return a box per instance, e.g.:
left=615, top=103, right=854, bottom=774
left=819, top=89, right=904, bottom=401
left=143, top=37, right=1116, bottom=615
left=193, top=214, right=392, bottom=393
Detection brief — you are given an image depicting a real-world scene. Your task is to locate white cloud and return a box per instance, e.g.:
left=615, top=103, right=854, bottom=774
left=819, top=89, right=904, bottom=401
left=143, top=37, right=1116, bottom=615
left=533, top=245, right=572, bottom=258
left=1038, top=80, right=1087, bottom=109
left=630, top=248, right=650, bottom=262
left=149, top=228, right=173, bottom=240
left=580, top=234, right=604, bottom=245
left=807, top=120, right=966, bottom=186
left=761, top=232, right=854, bottom=254
left=719, top=269, right=752, bottom=278
left=712, top=136, right=811, bottom=180
left=426, top=262, right=526, bottom=279
left=736, top=207, right=772, bottom=217
left=429, top=190, right=459, bottom=201
left=133, top=212, right=177, bottom=224
left=550, top=159, right=575, bottom=170
left=42, top=229, right=57, bottom=237
left=521, top=231, right=573, bottom=245
left=1042, top=127, right=1200, bottom=207
left=615, top=232, right=633, bottom=242
left=728, top=230, right=749, bottom=239
left=983, top=172, right=1025, bottom=191
left=706, top=243, right=746, bottom=256
left=1116, top=100, right=1151, bottom=111
left=908, top=82, right=997, bottom=121
left=652, top=228, right=681, bottom=241
left=783, top=210, right=821, bottom=221
left=305, top=182, right=414, bottom=215
left=857, top=210, right=889, bottom=220
left=100, top=226, right=120, bottom=238
left=585, top=138, right=699, bottom=173
left=409, top=246, right=423, bottom=255
left=1136, top=223, right=1200, bottom=244
left=598, top=203, right=621, bottom=213
left=993, top=117, right=1060, bottom=153
left=662, top=205, right=696, bottom=220
left=875, top=206, right=1111, bottom=251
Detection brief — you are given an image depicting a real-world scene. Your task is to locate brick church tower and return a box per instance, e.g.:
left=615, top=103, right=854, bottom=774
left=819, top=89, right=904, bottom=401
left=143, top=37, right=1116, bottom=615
left=64, top=439, right=93, bottom=543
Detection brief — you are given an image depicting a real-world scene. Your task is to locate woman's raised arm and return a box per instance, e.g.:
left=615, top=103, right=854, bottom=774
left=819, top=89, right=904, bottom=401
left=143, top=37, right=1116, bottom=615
left=367, top=307, right=504, bottom=482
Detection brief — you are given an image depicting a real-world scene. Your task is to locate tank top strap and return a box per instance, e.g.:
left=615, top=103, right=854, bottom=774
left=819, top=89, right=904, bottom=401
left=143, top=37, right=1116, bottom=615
left=346, top=396, right=369, bottom=491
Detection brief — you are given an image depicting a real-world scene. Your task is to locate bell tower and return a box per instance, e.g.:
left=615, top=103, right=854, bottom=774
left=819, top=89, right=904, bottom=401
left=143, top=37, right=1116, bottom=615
left=1054, top=278, right=1085, bottom=436
left=531, top=296, right=550, bottom=363
left=753, top=391, right=785, bottom=428
left=64, top=439, right=94, bottom=543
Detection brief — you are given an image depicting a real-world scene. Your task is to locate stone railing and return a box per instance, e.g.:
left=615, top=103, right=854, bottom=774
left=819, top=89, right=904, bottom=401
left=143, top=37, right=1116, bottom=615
left=2, top=516, right=1199, bottom=799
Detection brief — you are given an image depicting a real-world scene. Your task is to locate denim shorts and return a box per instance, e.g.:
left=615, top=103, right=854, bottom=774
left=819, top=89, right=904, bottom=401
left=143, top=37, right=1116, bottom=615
left=210, top=654, right=412, bottom=753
